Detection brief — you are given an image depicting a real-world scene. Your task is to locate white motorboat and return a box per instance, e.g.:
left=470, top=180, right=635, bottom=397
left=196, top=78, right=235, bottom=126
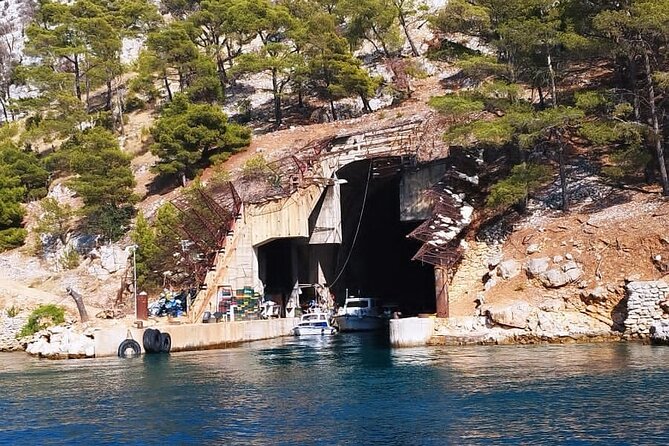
left=292, top=312, right=338, bottom=336
left=334, top=297, right=386, bottom=332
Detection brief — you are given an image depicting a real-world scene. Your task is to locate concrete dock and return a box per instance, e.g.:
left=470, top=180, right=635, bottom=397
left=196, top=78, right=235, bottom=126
left=94, top=318, right=299, bottom=357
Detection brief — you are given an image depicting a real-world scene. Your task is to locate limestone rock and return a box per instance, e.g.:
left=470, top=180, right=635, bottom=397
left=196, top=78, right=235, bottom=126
left=565, top=267, right=583, bottom=282
left=540, top=268, right=570, bottom=288
left=24, top=326, right=96, bottom=359
left=487, top=253, right=503, bottom=269
left=497, top=260, right=521, bottom=280
left=486, top=302, right=533, bottom=329
left=553, top=255, right=563, bottom=264
left=526, top=244, right=541, bottom=254
left=100, top=245, right=129, bottom=273
left=538, top=298, right=564, bottom=312
left=562, top=260, right=579, bottom=272
left=583, top=286, right=608, bottom=303
left=525, top=257, right=550, bottom=278
left=484, top=276, right=498, bottom=291
left=650, top=321, right=669, bottom=345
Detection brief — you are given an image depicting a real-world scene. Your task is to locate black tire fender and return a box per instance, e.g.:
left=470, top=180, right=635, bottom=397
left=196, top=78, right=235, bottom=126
left=118, top=339, right=141, bottom=357
left=159, top=332, right=172, bottom=353
left=143, top=328, right=161, bottom=353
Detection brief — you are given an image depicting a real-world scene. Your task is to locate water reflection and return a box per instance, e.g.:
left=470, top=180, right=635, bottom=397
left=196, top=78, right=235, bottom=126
left=2, top=340, right=669, bottom=444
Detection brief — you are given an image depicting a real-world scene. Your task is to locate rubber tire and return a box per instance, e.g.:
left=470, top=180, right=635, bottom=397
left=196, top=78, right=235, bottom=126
left=159, top=332, right=172, bottom=353
left=143, top=328, right=161, bottom=353
left=118, top=339, right=141, bottom=358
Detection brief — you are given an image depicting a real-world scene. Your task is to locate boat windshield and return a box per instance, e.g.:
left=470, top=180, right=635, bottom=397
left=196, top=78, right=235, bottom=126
left=346, top=301, right=369, bottom=308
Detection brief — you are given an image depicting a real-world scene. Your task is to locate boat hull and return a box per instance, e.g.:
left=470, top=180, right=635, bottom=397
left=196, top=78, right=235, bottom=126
left=293, top=326, right=337, bottom=336
left=334, top=315, right=385, bottom=332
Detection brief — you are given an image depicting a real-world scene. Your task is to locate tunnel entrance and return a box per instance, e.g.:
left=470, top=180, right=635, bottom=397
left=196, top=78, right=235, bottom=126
left=326, top=159, right=436, bottom=315
left=256, top=159, right=437, bottom=315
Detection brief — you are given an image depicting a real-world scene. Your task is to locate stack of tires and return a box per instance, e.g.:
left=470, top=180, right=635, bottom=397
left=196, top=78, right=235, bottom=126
left=143, top=328, right=172, bottom=354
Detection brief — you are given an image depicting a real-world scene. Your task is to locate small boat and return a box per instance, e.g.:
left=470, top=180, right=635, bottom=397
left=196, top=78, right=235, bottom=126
left=292, top=312, right=338, bottom=336
left=334, top=297, right=386, bottom=332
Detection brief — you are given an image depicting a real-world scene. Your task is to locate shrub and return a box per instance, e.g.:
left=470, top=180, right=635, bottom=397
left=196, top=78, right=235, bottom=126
left=0, top=228, right=28, bottom=251
left=241, top=154, right=272, bottom=179
left=5, top=305, right=20, bottom=318
left=60, top=248, right=81, bottom=270
left=18, top=304, right=66, bottom=338
left=124, top=94, right=146, bottom=113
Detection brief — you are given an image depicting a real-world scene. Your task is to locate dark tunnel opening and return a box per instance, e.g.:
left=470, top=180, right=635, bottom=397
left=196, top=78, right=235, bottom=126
left=257, top=159, right=436, bottom=316
left=331, top=159, right=435, bottom=315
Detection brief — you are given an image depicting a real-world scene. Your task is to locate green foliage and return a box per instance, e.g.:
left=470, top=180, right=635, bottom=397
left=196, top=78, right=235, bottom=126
left=456, top=55, right=510, bottom=81
left=150, top=94, right=251, bottom=184
left=241, top=154, right=272, bottom=178
left=486, top=163, right=552, bottom=210
left=46, top=128, right=136, bottom=241
left=18, top=304, right=66, bottom=338
left=34, top=198, right=75, bottom=245
left=0, top=228, right=28, bottom=252
left=0, top=140, right=48, bottom=252
left=60, top=248, right=81, bottom=270
left=49, top=128, right=136, bottom=211
left=425, top=40, right=479, bottom=62
left=574, top=91, right=611, bottom=115
left=124, top=94, right=146, bottom=112
left=428, top=94, right=485, bottom=119
left=0, top=142, right=49, bottom=201
left=87, top=204, right=135, bottom=242
left=130, top=212, right=160, bottom=288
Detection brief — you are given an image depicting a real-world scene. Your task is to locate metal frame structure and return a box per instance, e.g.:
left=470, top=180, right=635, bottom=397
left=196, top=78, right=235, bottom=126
left=168, top=181, right=242, bottom=286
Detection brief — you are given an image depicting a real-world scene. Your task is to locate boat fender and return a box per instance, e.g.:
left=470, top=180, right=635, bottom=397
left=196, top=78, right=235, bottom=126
left=159, top=332, right=172, bottom=353
left=143, top=328, right=162, bottom=354
left=117, top=339, right=141, bottom=358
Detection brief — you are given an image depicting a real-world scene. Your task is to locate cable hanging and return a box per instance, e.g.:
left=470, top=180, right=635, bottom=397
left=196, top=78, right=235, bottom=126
left=329, top=161, right=372, bottom=288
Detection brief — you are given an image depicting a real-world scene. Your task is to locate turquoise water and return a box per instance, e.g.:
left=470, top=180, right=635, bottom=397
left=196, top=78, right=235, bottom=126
left=1, top=335, right=669, bottom=445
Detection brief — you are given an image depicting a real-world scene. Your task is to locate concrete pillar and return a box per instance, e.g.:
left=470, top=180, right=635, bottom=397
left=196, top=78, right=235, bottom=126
left=389, top=317, right=435, bottom=347
left=435, top=266, right=449, bottom=318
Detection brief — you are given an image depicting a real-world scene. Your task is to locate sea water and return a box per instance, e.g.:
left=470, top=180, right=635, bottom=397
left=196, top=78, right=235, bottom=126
left=1, top=335, right=668, bottom=445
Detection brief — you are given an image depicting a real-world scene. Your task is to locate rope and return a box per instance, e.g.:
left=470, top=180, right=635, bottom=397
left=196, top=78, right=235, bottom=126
left=329, top=161, right=372, bottom=288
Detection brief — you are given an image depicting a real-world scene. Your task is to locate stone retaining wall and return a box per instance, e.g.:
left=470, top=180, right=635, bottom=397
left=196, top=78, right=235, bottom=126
left=624, top=281, right=669, bottom=337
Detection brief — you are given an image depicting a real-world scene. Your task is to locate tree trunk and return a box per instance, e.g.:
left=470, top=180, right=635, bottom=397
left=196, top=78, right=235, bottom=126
left=643, top=48, right=669, bottom=196
left=537, top=85, right=545, bottom=109
left=216, top=54, right=227, bottom=93
left=361, top=94, right=372, bottom=113
left=85, top=73, right=91, bottom=113
left=67, top=287, right=89, bottom=323
left=73, top=55, right=82, bottom=101
left=557, top=136, right=569, bottom=212
left=371, top=25, right=391, bottom=58
left=398, top=10, right=419, bottom=56
left=329, top=99, right=337, bottom=121
left=628, top=55, right=641, bottom=122
left=547, top=52, right=557, bottom=108
left=163, top=71, right=173, bottom=102
left=0, top=97, right=8, bottom=122
left=272, top=68, right=282, bottom=126
left=105, top=77, right=113, bottom=111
